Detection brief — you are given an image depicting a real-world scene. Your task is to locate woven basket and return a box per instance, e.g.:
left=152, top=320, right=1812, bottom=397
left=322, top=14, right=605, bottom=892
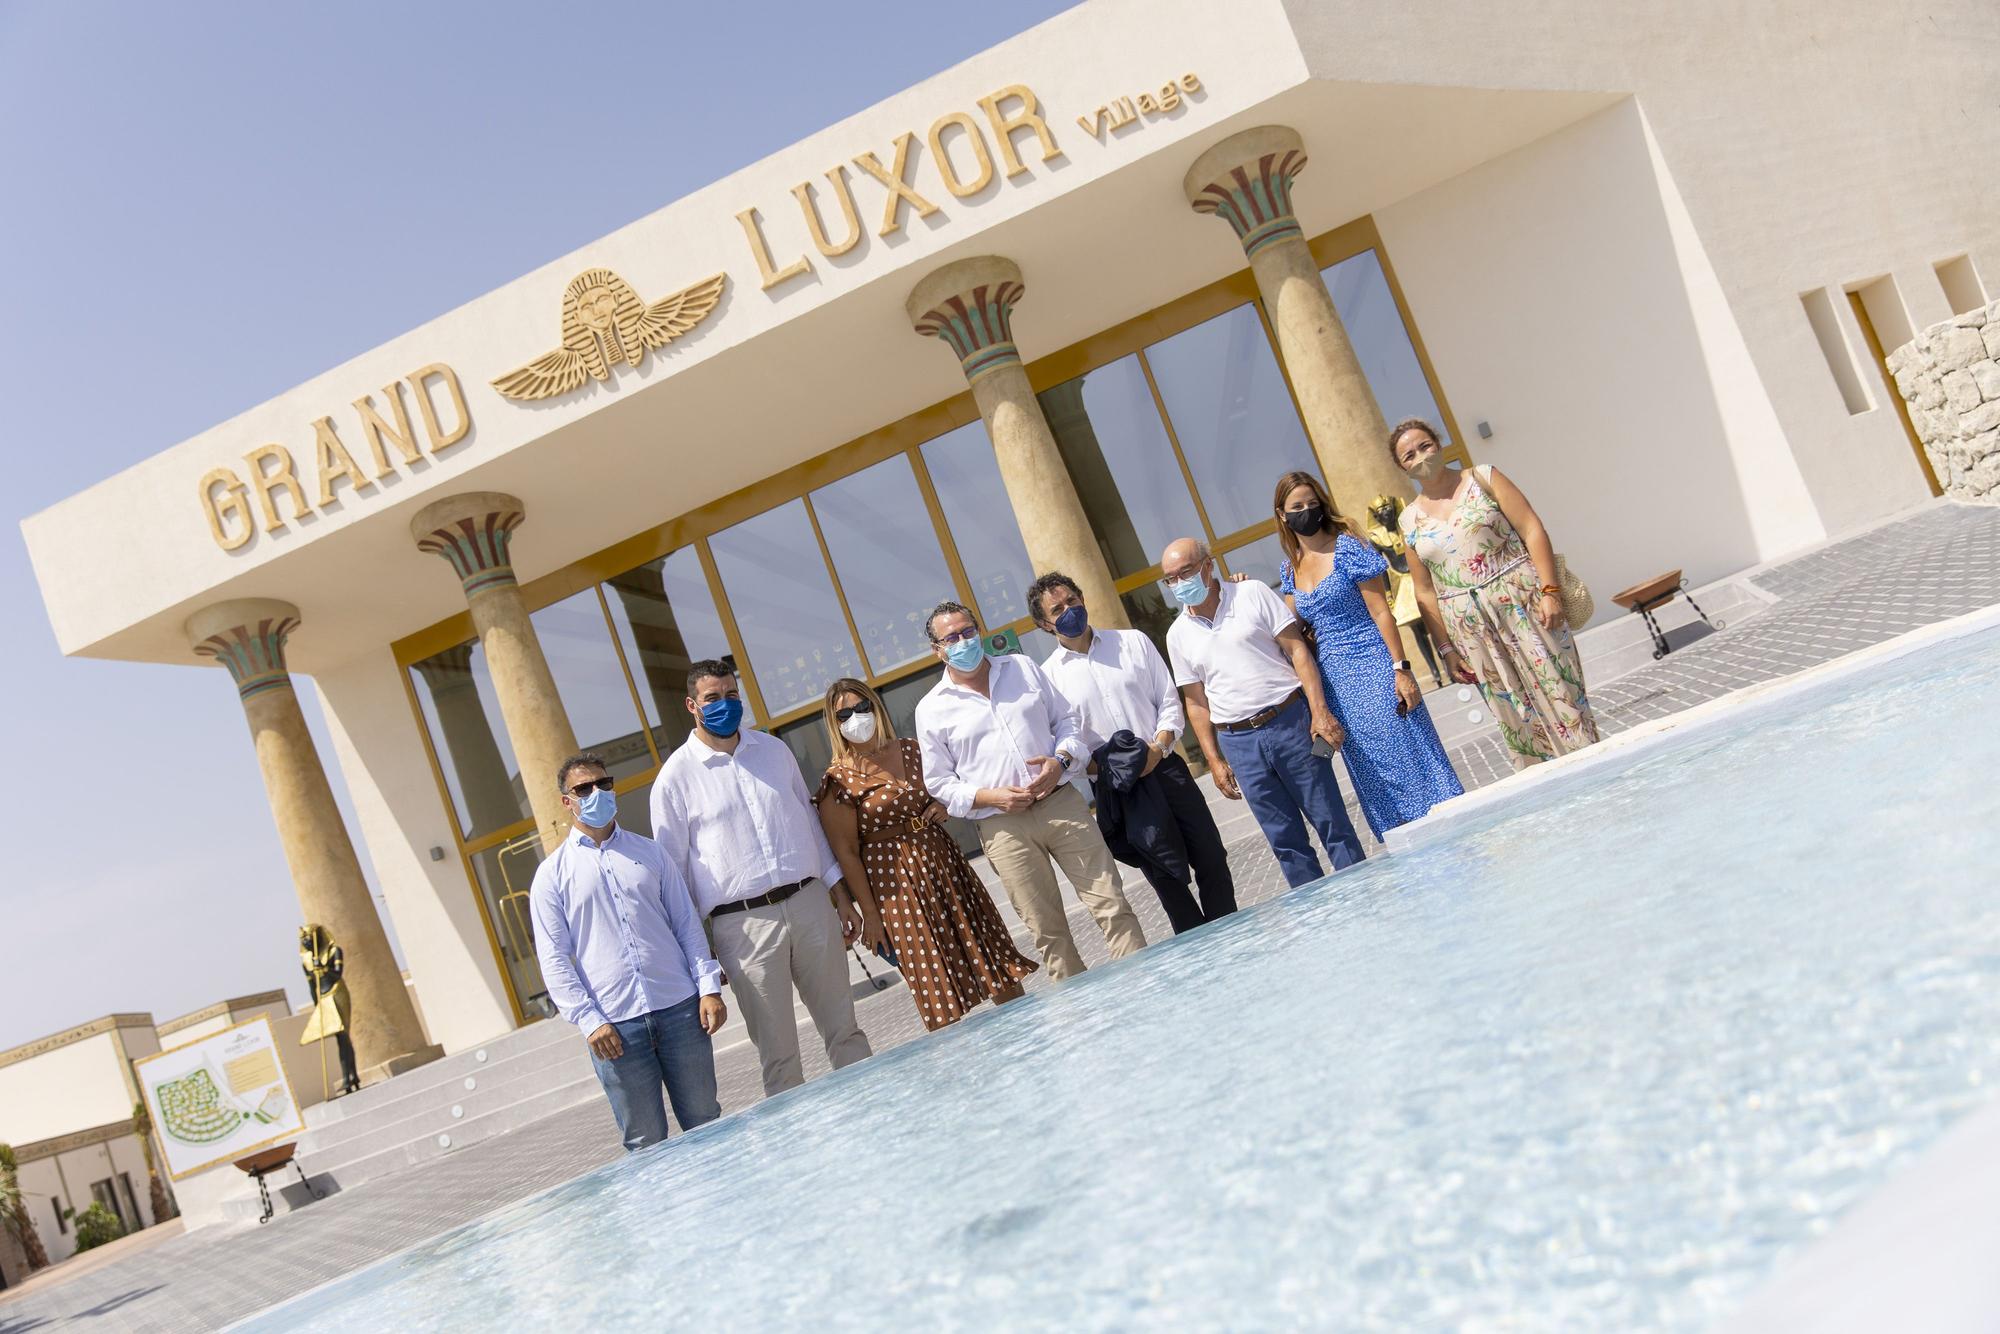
left=1555, top=554, right=1594, bottom=627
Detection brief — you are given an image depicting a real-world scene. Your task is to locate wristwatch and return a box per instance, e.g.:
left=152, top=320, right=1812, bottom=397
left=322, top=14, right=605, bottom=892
left=1057, top=751, right=1074, bottom=772
left=1395, top=659, right=1412, bottom=673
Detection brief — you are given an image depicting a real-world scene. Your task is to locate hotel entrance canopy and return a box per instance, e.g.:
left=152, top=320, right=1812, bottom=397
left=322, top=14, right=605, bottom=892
left=24, top=0, right=1614, bottom=673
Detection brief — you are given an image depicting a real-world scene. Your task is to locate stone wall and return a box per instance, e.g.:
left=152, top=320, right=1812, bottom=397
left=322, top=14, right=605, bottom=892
left=1888, top=298, right=2000, bottom=499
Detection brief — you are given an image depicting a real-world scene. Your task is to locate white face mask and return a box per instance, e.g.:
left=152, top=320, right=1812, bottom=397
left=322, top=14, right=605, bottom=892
left=839, top=711, right=878, bottom=744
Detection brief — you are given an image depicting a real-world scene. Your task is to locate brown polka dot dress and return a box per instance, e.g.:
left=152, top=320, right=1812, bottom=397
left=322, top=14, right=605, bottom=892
left=816, top=739, right=1037, bottom=1031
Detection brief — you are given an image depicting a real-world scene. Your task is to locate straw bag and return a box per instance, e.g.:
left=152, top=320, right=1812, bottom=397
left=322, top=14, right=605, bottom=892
left=1554, top=554, right=1594, bottom=626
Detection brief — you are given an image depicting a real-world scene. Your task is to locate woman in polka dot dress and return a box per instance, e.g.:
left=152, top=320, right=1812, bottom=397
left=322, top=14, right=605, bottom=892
left=814, top=678, right=1037, bottom=1031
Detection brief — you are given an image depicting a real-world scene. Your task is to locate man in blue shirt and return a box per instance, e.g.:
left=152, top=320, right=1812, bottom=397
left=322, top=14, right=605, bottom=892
left=531, top=752, right=727, bottom=1150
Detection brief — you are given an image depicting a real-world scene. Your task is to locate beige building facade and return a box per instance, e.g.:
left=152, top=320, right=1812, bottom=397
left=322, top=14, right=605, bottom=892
left=22, top=0, right=1997, bottom=1053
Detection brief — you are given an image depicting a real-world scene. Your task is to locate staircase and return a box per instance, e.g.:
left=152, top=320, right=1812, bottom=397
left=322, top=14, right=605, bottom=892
left=222, top=1018, right=609, bottom=1222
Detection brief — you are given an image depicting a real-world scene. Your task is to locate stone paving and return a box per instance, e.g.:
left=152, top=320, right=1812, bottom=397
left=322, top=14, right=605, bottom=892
left=4, top=500, right=1996, bottom=1333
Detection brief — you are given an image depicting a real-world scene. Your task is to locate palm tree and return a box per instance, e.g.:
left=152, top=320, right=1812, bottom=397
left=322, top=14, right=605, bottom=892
left=131, top=1102, right=176, bottom=1224
left=0, top=1142, right=50, bottom=1271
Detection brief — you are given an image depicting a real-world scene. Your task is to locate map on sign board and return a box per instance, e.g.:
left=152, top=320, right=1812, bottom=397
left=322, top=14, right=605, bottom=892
left=134, top=1015, right=306, bottom=1179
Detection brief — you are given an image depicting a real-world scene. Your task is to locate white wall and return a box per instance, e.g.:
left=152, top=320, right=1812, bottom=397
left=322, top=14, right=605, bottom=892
left=1379, top=99, right=1788, bottom=609
left=1284, top=0, right=1997, bottom=537
left=0, top=1033, right=138, bottom=1148
left=312, top=646, right=516, bottom=1052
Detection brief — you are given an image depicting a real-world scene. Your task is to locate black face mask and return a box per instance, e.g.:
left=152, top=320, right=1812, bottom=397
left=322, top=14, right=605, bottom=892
left=1283, top=504, right=1326, bottom=536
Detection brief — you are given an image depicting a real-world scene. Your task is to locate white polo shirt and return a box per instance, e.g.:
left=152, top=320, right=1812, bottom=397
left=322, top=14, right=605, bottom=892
left=1165, top=579, right=1303, bottom=726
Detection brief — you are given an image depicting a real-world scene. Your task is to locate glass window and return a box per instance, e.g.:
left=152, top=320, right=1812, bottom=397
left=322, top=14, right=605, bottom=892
left=710, top=499, right=864, bottom=715
left=812, top=457, right=960, bottom=675
left=409, top=641, right=529, bottom=841
left=531, top=588, right=654, bottom=783
left=605, top=547, right=738, bottom=759
left=1146, top=304, right=1317, bottom=539
left=410, top=588, right=652, bottom=841
left=1038, top=355, right=1203, bottom=576
left=1219, top=533, right=1291, bottom=590
left=921, top=422, right=1037, bottom=628
left=1322, top=250, right=1452, bottom=444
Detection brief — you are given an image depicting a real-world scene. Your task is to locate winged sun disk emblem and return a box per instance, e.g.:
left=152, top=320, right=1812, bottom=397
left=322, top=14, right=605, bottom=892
left=492, top=267, right=727, bottom=402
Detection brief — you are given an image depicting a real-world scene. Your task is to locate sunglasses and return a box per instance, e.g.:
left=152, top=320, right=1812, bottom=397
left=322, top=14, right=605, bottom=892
left=567, top=776, right=615, bottom=798
left=833, top=699, right=876, bottom=722
left=934, top=626, right=980, bottom=646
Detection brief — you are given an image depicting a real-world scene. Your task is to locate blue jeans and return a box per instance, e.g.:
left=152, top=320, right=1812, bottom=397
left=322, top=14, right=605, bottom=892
left=1215, top=693, right=1366, bottom=888
left=588, top=995, right=721, bottom=1152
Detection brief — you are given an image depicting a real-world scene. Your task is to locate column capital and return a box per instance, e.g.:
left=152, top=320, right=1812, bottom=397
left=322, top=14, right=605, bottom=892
left=187, top=598, right=301, bottom=702
left=412, top=492, right=526, bottom=598
left=906, top=255, right=1027, bottom=385
left=1183, top=125, right=1309, bottom=259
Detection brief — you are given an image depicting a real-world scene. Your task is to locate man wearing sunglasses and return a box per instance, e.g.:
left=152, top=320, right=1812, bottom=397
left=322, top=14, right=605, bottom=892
left=650, top=659, right=872, bottom=1099
left=529, top=753, right=725, bottom=1151
left=913, top=600, right=1146, bottom=980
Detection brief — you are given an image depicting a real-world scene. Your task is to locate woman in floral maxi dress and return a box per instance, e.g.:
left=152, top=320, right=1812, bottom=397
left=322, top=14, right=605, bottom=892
left=814, top=678, right=1037, bottom=1031
left=1390, top=419, right=1599, bottom=769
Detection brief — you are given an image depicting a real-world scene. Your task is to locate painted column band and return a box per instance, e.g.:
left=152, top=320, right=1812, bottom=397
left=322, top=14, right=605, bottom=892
left=1184, top=126, right=1309, bottom=259
left=192, top=607, right=300, bottom=702
left=415, top=508, right=524, bottom=598
left=907, top=256, right=1028, bottom=385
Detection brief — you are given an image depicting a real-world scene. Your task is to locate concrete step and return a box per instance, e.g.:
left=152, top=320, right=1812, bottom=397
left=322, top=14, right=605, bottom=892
left=302, top=1037, right=596, bottom=1157
left=304, top=1073, right=616, bottom=1193
left=304, top=1017, right=572, bottom=1131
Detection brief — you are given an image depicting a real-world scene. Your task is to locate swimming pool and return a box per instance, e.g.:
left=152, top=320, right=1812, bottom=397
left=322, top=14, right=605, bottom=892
left=245, top=618, right=2000, bottom=1330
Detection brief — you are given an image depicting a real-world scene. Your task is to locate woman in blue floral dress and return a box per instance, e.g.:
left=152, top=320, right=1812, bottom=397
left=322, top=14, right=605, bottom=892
left=1272, top=470, right=1463, bottom=837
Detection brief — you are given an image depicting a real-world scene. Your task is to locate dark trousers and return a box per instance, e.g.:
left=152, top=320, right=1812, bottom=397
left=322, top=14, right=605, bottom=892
left=1215, top=694, right=1366, bottom=888
left=1137, top=755, right=1238, bottom=933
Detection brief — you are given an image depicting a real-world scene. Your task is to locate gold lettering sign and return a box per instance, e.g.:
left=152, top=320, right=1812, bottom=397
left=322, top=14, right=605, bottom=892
left=491, top=269, right=727, bottom=402
left=197, top=363, right=472, bottom=551
left=738, top=83, right=1067, bottom=293
left=1077, top=73, right=1203, bottom=140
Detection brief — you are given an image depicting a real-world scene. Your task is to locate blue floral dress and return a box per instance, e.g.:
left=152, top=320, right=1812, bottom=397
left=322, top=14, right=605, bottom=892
left=1282, top=534, right=1464, bottom=837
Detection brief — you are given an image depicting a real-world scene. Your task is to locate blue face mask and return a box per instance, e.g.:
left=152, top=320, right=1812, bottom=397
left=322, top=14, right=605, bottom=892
left=942, top=635, right=986, bottom=672
left=575, top=785, right=618, bottom=828
left=699, top=696, right=744, bottom=737
left=1053, top=604, right=1088, bottom=639
left=1168, top=571, right=1208, bottom=606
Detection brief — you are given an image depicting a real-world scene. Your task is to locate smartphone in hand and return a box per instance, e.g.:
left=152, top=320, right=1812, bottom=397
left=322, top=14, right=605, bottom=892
left=1310, top=736, right=1335, bottom=759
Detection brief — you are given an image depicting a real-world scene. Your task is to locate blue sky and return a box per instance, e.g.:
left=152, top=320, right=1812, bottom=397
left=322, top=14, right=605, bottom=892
left=0, top=0, right=1077, bottom=1050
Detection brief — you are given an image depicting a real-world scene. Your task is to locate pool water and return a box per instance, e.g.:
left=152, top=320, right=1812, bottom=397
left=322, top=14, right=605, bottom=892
left=247, top=626, right=2000, bottom=1331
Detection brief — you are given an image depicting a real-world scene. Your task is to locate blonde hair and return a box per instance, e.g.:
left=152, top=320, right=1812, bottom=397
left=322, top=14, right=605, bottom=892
left=1271, top=470, right=1361, bottom=570
left=821, top=677, right=896, bottom=763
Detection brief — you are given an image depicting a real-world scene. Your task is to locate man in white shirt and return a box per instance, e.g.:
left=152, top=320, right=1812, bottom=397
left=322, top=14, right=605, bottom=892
left=531, top=752, right=726, bottom=1151
left=1031, top=571, right=1237, bottom=934
left=913, top=600, right=1146, bottom=981
left=650, top=659, right=871, bottom=1098
left=1160, top=537, right=1365, bottom=888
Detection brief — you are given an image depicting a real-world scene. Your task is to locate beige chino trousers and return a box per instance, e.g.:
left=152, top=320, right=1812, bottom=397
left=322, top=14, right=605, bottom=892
left=707, top=881, right=871, bottom=1097
left=975, top=784, right=1145, bottom=980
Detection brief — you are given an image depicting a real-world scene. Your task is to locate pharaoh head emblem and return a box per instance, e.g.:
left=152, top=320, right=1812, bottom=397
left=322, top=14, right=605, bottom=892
left=492, top=267, right=727, bottom=402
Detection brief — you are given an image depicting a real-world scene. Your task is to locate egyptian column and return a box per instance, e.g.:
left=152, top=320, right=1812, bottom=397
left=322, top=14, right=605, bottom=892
left=411, top=493, right=580, bottom=851
left=1184, top=126, right=1411, bottom=515
left=188, top=599, right=439, bottom=1079
left=907, top=256, right=1128, bottom=629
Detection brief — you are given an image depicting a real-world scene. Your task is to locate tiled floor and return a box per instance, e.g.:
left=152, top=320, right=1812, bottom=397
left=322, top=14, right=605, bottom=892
left=5, top=501, right=1997, bottom=1334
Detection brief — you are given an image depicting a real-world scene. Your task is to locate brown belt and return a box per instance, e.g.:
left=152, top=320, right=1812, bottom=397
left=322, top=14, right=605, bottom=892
left=861, top=817, right=932, bottom=845
left=1216, top=688, right=1302, bottom=734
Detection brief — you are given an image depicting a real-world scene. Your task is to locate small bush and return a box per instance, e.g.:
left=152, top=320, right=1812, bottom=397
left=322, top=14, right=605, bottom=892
left=70, top=1201, right=126, bottom=1253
